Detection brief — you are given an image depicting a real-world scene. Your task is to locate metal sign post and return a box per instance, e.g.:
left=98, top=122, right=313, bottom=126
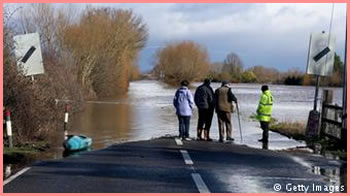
left=305, top=31, right=336, bottom=145
left=313, top=76, right=320, bottom=111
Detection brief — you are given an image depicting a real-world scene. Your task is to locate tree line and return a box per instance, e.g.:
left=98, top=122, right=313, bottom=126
left=152, top=40, right=344, bottom=87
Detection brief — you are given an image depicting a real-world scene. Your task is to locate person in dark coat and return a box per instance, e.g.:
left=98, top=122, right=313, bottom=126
left=194, top=79, right=215, bottom=141
left=215, top=81, right=237, bottom=142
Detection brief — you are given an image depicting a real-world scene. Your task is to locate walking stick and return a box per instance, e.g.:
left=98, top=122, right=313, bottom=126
left=236, top=102, right=243, bottom=143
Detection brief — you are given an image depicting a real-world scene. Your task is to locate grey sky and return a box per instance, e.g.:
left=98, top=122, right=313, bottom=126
left=6, top=3, right=347, bottom=72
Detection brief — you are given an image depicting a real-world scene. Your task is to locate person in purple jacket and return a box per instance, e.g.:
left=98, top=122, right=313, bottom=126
left=173, top=80, right=194, bottom=141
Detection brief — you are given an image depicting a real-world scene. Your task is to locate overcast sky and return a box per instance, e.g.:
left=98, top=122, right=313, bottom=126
left=7, top=3, right=347, bottom=72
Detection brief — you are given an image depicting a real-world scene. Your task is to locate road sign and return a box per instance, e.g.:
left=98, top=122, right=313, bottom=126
left=306, top=32, right=336, bottom=76
left=14, top=33, right=44, bottom=76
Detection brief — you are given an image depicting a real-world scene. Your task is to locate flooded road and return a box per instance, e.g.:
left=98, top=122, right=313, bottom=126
left=69, top=80, right=342, bottom=150
left=4, top=80, right=345, bottom=191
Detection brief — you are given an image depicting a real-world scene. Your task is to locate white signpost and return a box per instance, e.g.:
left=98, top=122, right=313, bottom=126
left=305, top=31, right=336, bottom=143
left=306, top=32, right=336, bottom=76
left=14, top=33, right=44, bottom=78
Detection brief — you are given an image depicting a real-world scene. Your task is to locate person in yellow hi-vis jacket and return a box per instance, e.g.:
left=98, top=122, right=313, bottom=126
left=256, top=85, right=274, bottom=142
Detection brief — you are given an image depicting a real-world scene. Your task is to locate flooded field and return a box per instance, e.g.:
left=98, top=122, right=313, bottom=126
left=68, top=80, right=343, bottom=150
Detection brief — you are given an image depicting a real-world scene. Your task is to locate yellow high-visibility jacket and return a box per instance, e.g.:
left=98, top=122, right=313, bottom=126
left=257, top=90, right=273, bottom=122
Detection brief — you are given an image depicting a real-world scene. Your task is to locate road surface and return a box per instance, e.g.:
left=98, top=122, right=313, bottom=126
left=3, top=137, right=345, bottom=193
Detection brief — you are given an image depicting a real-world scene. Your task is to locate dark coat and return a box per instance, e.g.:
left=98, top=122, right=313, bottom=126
left=194, top=84, right=214, bottom=110
left=215, top=85, right=237, bottom=113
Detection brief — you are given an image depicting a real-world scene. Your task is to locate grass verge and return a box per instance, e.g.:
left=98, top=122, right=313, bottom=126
left=269, top=121, right=306, bottom=141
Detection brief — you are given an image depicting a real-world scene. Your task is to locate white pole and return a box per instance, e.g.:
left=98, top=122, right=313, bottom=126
left=5, top=108, right=13, bottom=148
left=64, top=104, right=69, bottom=140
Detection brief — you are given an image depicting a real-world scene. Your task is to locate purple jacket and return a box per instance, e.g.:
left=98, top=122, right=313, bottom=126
left=173, top=86, right=194, bottom=116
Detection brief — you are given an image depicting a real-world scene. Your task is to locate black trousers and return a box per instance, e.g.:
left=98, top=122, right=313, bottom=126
left=260, top=121, right=269, bottom=141
left=197, top=108, right=214, bottom=131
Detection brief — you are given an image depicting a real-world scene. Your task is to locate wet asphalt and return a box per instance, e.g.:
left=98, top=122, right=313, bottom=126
left=3, top=137, right=346, bottom=193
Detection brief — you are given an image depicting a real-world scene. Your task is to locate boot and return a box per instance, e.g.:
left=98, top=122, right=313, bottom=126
left=203, top=130, right=208, bottom=140
left=197, top=129, right=204, bottom=140
left=205, top=130, right=212, bottom=141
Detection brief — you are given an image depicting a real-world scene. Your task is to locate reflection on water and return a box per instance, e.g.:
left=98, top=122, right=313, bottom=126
left=62, top=148, right=92, bottom=158
left=312, top=164, right=347, bottom=193
left=70, top=96, right=131, bottom=149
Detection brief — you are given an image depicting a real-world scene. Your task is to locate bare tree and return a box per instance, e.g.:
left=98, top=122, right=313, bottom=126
left=222, top=52, right=243, bottom=82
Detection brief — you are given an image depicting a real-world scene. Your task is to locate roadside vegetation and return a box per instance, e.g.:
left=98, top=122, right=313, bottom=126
left=269, top=121, right=306, bottom=141
left=249, top=113, right=306, bottom=141
left=3, top=4, right=147, bottom=165
left=249, top=113, right=346, bottom=159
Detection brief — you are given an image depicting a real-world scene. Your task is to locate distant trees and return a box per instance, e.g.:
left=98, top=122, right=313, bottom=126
left=153, top=41, right=210, bottom=85
left=222, top=52, right=243, bottom=82
left=327, top=53, right=344, bottom=86
left=206, top=52, right=344, bottom=87
left=241, top=71, right=257, bottom=83
left=247, top=66, right=280, bottom=84
left=208, top=52, right=243, bottom=82
left=283, top=68, right=304, bottom=85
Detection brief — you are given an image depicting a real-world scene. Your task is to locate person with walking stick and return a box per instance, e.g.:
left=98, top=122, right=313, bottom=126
left=215, top=81, right=238, bottom=143
left=256, top=85, right=274, bottom=142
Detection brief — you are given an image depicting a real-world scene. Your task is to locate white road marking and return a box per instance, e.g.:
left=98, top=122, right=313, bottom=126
left=180, top=150, right=193, bottom=165
left=176, top=140, right=209, bottom=193
left=175, top=138, right=183, bottom=146
left=3, top=167, right=31, bottom=186
left=192, top=173, right=210, bottom=193
left=290, top=156, right=312, bottom=168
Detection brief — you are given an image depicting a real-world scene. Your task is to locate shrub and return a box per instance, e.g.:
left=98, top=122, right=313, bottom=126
left=153, top=40, right=209, bottom=86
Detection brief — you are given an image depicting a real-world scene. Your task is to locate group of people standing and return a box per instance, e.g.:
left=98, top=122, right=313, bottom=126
left=173, top=79, right=273, bottom=143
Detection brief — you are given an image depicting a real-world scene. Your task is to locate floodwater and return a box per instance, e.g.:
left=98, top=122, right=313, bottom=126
left=68, top=80, right=343, bottom=150
left=66, top=80, right=346, bottom=192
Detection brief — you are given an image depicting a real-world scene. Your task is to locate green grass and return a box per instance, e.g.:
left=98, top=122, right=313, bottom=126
left=3, top=141, right=50, bottom=165
left=249, top=112, right=306, bottom=141
left=270, top=121, right=306, bottom=141
left=3, top=147, right=38, bottom=164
